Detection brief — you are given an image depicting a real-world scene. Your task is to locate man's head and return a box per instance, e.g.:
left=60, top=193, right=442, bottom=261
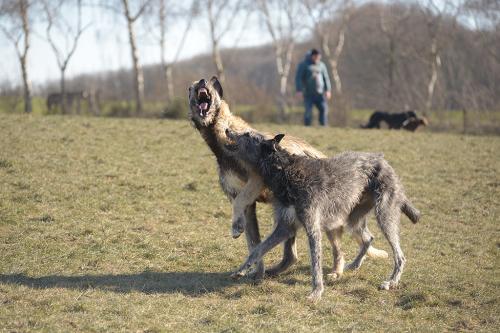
left=188, top=76, right=224, bottom=127
left=311, top=48, right=321, bottom=64
left=224, top=129, right=285, bottom=167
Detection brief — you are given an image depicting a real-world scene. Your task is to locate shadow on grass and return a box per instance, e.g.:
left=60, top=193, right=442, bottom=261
left=0, top=271, right=240, bottom=296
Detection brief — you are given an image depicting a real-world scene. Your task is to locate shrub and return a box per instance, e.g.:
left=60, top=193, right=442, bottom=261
left=161, top=97, right=188, bottom=119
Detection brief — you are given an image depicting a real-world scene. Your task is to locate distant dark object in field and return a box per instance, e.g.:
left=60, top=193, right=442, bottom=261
left=47, top=91, right=100, bottom=115
left=361, top=110, right=428, bottom=131
left=402, top=117, right=429, bottom=131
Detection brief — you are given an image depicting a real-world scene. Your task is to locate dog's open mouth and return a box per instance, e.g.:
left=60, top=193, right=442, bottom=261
left=197, top=88, right=211, bottom=117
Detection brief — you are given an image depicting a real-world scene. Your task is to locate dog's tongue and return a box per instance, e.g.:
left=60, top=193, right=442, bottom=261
left=198, top=102, right=209, bottom=117
left=198, top=102, right=208, bottom=117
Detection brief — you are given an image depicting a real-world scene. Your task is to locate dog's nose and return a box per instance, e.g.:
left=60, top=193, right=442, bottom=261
left=198, top=79, right=207, bottom=87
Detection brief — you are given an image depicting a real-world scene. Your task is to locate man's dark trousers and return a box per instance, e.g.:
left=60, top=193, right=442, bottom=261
left=304, top=94, right=328, bottom=126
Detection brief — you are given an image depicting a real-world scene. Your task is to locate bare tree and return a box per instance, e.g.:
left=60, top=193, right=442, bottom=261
left=257, top=0, right=301, bottom=119
left=204, top=0, right=243, bottom=83
left=43, top=0, right=89, bottom=114
left=0, top=0, right=32, bottom=113
left=379, top=2, right=411, bottom=106
left=418, top=0, right=463, bottom=114
left=304, top=0, right=352, bottom=96
left=465, top=0, right=500, bottom=64
left=153, top=0, right=196, bottom=101
left=120, top=0, right=151, bottom=115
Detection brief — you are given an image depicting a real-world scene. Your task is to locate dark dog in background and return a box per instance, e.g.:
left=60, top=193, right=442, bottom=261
left=362, top=110, right=428, bottom=131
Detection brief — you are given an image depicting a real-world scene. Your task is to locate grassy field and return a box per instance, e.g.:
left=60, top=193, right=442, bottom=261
left=0, top=114, right=498, bottom=332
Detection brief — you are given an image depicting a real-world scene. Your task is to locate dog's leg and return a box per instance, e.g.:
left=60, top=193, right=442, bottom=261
left=265, top=205, right=298, bottom=276
left=325, top=228, right=344, bottom=279
left=353, top=227, right=389, bottom=260
left=231, top=222, right=291, bottom=280
left=345, top=218, right=374, bottom=271
left=231, top=175, right=264, bottom=239
left=348, top=201, right=389, bottom=262
left=266, top=204, right=298, bottom=276
left=375, top=194, right=406, bottom=290
left=304, top=212, right=324, bottom=302
left=244, top=202, right=265, bottom=280
left=265, top=236, right=298, bottom=277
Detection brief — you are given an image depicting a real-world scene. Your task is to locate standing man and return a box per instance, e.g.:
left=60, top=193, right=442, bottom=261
left=295, top=49, right=332, bottom=126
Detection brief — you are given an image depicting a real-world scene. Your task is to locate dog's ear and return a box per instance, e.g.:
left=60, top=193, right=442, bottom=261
left=273, top=134, right=285, bottom=143
left=271, top=134, right=285, bottom=151
left=210, top=76, right=223, bottom=98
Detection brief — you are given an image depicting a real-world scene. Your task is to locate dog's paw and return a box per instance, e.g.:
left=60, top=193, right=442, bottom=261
left=230, top=271, right=245, bottom=280
left=327, top=271, right=342, bottom=279
left=248, top=267, right=265, bottom=281
left=231, top=217, right=245, bottom=239
left=344, top=261, right=361, bottom=271
left=231, top=228, right=242, bottom=239
left=306, top=289, right=324, bottom=303
left=379, top=280, right=398, bottom=290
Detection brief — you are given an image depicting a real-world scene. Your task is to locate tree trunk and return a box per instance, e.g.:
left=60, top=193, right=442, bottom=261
left=278, top=76, right=288, bottom=119
left=159, top=0, right=173, bottom=102
left=319, top=20, right=347, bottom=96
left=320, top=29, right=347, bottom=126
left=275, top=42, right=294, bottom=121
left=212, top=40, right=225, bottom=83
left=122, top=0, right=144, bottom=115
left=20, top=0, right=32, bottom=113
left=160, top=41, right=173, bottom=101
left=60, top=68, right=67, bottom=114
left=388, top=37, right=395, bottom=103
left=20, top=55, right=32, bottom=114
left=164, top=64, right=173, bottom=100
left=330, top=26, right=346, bottom=95
left=277, top=72, right=288, bottom=121
left=425, top=38, right=441, bottom=116
left=129, top=22, right=144, bottom=115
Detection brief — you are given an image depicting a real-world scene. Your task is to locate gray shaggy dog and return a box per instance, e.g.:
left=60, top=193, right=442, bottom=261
left=224, top=130, right=420, bottom=302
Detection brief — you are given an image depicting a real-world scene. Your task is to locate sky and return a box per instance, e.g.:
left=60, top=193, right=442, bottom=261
left=0, top=0, right=469, bottom=89
left=0, top=2, right=273, bottom=89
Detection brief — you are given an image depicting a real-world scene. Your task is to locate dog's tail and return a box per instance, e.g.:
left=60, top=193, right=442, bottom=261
left=401, top=199, right=420, bottom=224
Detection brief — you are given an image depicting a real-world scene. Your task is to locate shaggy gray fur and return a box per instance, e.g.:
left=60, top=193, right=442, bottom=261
left=224, top=130, right=420, bottom=301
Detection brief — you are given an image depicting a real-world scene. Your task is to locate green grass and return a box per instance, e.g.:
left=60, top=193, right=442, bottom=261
left=0, top=114, right=499, bottom=332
